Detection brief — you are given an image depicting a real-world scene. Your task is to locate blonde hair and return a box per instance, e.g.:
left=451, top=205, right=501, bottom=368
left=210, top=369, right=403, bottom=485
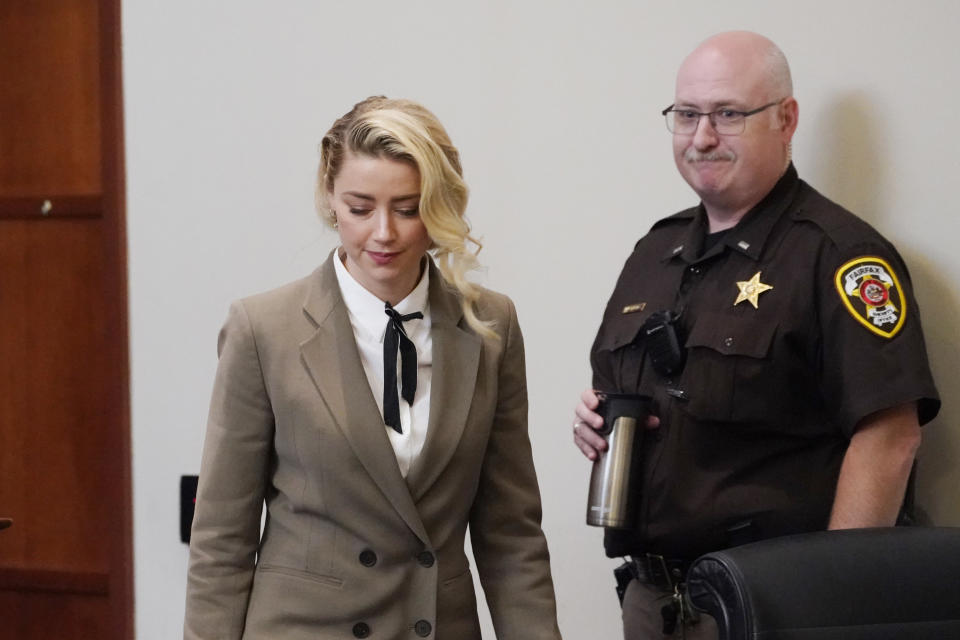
left=317, top=96, right=495, bottom=338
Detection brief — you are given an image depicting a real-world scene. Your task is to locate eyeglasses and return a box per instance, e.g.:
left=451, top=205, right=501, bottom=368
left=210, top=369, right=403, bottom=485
left=661, top=99, right=785, bottom=136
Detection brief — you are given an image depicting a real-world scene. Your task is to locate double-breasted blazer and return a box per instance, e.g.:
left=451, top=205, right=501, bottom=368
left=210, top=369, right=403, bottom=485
left=184, top=253, right=562, bottom=640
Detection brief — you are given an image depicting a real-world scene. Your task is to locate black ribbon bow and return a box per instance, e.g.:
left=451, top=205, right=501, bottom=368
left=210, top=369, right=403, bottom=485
left=382, top=302, right=423, bottom=433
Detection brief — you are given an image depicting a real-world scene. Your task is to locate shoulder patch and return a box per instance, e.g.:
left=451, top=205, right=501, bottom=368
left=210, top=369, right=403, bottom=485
left=834, top=256, right=906, bottom=338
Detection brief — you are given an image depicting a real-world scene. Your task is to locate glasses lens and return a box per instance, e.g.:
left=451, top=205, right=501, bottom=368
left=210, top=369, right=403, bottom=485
left=667, top=110, right=699, bottom=134
left=711, top=111, right=745, bottom=135
left=664, top=111, right=676, bottom=132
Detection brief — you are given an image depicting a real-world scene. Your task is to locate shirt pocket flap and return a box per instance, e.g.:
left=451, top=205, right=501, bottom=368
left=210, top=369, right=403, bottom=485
left=595, top=307, right=654, bottom=352
left=685, top=311, right=777, bottom=359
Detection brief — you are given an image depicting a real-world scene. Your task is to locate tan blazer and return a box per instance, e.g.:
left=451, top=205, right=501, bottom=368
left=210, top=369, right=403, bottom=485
left=184, top=254, right=561, bottom=640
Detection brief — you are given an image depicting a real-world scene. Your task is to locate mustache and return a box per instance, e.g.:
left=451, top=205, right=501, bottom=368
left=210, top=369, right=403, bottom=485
left=684, top=149, right=736, bottom=163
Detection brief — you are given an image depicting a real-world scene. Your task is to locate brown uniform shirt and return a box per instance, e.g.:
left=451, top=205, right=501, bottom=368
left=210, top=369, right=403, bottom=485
left=591, top=165, right=940, bottom=559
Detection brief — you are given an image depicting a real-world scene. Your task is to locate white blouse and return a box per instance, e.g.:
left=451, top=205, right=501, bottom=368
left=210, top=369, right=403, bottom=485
left=332, top=250, right=432, bottom=478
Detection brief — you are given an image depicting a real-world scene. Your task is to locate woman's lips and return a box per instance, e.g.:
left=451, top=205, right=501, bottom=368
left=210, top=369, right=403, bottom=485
left=367, top=250, right=399, bottom=265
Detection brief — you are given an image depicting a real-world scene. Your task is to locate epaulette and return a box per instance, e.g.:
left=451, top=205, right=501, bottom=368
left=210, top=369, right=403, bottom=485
left=650, top=206, right=698, bottom=231
left=790, top=181, right=892, bottom=254
left=636, top=207, right=698, bottom=250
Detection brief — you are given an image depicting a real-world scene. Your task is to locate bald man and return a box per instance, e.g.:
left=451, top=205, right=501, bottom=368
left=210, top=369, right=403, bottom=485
left=572, top=32, right=939, bottom=639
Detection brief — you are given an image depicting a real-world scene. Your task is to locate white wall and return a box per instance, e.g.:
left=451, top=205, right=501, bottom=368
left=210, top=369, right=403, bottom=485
left=124, top=2, right=960, bottom=638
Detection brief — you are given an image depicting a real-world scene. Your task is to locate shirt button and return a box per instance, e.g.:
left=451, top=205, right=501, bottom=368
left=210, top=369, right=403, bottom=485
left=417, top=551, right=435, bottom=567
left=352, top=622, right=371, bottom=638
left=414, top=620, right=433, bottom=637
left=358, top=549, right=377, bottom=567
left=723, top=337, right=734, bottom=348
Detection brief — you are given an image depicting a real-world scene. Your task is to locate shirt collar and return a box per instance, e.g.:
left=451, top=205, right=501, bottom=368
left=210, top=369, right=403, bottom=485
left=664, top=163, right=801, bottom=263
left=333, top=248, right=430, bottom=339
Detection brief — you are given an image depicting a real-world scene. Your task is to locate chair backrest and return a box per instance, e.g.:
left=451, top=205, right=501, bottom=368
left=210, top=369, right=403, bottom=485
left=686, top=527, right=960, bottom=640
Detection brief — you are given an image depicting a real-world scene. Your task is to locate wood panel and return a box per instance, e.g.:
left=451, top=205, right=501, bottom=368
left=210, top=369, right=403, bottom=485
left=0, top=220, right=113, bottom=568
left=0, top=0, right=102, bottom=197
left=0, top=591, right=112, bottom=638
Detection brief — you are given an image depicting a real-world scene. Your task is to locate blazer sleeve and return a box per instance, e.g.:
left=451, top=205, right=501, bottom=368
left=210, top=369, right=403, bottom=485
left=468, top=297, right=563, bottom=639
left=184, top=301, right=275, bottom=639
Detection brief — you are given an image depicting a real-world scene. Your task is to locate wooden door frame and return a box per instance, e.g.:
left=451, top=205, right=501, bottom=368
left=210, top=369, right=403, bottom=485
left=99, top=0, right=133, bottom=636
left=0, top=1, right=133, bottom=634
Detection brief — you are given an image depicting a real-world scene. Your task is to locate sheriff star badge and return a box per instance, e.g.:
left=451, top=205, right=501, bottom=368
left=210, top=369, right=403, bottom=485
left=734, top=271, right=773, bottom=309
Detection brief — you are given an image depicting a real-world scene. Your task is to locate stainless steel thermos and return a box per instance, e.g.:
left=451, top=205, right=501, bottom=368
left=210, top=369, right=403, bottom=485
left=585, top=393, right=651, bottom=528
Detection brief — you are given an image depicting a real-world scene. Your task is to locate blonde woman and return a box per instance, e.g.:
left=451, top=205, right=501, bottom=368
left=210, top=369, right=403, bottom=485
left=184, top=96, right=562, bottom=640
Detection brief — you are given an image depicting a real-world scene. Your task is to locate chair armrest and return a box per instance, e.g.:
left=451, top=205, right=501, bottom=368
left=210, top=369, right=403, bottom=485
left=686, top=527, right=960, bottom=640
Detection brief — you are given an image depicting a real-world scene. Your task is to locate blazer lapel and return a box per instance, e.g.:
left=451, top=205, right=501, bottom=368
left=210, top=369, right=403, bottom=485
left=299, top=253, right=430, bottom=545
left=406, top=261, right=481, bottom=500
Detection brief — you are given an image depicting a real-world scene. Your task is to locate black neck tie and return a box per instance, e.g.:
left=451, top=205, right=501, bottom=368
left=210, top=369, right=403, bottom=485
left=383, top=302, right=423, bottom=433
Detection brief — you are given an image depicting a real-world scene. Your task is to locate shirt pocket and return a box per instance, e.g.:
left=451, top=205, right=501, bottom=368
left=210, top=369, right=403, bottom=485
left=592, top=308, right=656, bottom=395
left=680, top=311, right=778, bottom=423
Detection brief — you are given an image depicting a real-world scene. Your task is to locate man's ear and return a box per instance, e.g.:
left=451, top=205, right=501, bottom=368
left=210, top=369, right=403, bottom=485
left=779, top=97, right=799, bottom=140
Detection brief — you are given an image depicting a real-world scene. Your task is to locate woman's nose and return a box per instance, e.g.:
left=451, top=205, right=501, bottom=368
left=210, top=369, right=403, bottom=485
left=372, top=210, right=396, bottom=242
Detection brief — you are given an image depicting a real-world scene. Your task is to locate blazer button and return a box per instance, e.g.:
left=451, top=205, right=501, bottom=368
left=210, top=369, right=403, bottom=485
left=352, top=622, right=371, bottom=638
left=358, top=549, right=377, bottom=567
left=417, top=551, right=435, bottom=567
left=414, top=619, right=432, bottom=637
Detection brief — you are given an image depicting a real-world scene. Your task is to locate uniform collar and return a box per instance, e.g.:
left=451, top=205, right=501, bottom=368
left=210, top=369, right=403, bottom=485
left=663, top=163, right=801, bottom=263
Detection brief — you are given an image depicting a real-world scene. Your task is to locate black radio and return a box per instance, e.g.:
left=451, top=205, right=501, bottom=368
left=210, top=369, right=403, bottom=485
left=642, top=310, right=685, bottom=377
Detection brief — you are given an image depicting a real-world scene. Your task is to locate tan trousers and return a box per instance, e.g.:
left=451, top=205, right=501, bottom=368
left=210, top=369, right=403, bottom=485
left=622, top=579, right=718, bottom=640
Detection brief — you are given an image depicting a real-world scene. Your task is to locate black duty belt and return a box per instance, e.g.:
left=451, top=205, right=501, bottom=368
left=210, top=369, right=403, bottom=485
left=623, top=554, right=701, bottom=635
left=628, top=553, right=691, bottom=590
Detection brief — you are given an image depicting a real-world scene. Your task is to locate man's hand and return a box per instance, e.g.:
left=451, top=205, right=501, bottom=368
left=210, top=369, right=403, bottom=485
left=572, top=389, right=660, bottom=460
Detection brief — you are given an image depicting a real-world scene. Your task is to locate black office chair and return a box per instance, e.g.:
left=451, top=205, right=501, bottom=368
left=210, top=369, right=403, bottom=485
left=686, top=527, right=960, bottom=640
